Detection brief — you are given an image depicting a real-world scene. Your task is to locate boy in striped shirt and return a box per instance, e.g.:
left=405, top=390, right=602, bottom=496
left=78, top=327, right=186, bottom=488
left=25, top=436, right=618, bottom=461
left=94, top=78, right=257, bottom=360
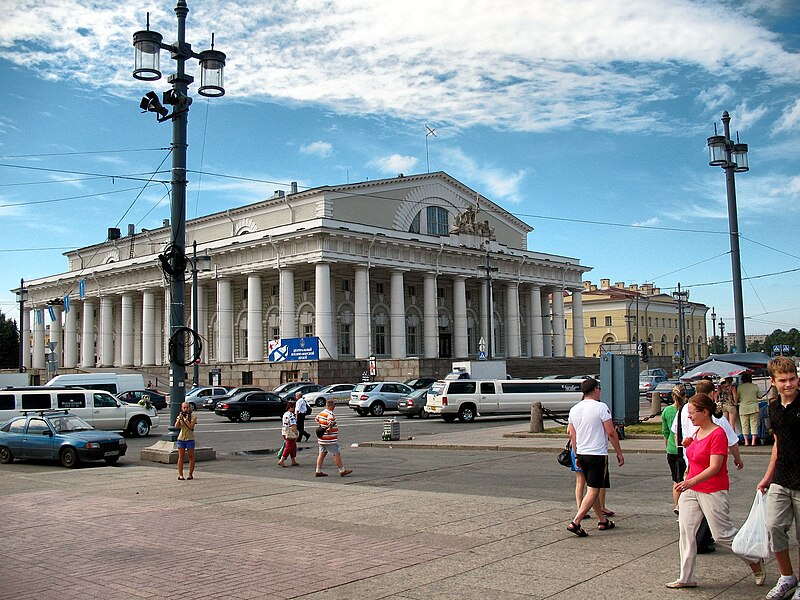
left=314, top=399, right=353, bottom=477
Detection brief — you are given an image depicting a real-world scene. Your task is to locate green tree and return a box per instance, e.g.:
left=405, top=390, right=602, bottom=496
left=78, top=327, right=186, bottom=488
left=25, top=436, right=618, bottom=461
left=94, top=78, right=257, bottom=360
left=761, top=329, right=800, bottom=357
left=0, top=311, right=20, bottom=368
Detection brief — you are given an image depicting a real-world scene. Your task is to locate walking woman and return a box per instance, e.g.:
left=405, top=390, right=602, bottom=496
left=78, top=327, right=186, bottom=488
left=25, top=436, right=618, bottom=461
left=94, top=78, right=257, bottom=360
left=662, top=384, right=687, bottom=515
left=278, top=400, right=300, bottom=467
left=737, top=373, right=763, bottom=446
left=717, top=377, right=739, bottom=430
left=666, top=393, right=765, bottom=589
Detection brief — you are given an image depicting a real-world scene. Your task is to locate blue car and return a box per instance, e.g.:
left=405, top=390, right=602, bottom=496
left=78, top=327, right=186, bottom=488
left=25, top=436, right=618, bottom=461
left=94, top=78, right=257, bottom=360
left=0, top=411, right=127, bottom=468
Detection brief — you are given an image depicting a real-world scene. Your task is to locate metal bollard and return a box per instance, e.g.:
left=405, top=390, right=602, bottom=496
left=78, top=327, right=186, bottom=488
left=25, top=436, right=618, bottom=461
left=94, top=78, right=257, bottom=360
left=529, top=401, right=544, bottom=433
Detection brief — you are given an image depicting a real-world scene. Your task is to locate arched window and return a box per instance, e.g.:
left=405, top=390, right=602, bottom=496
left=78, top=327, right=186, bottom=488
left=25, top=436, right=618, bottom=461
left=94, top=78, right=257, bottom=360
left=427, top=206, right=449, bottom=235
left=408, top=212, right=420, bottom=234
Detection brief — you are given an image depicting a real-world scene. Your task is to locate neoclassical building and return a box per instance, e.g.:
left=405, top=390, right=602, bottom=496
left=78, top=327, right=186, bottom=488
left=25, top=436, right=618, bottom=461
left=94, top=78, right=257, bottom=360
left=17, top=172, right=591, bottom=378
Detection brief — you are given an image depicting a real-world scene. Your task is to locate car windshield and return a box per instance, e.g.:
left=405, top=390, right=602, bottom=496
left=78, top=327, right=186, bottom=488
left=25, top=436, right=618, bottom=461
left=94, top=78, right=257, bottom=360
left=49, top=414, right=94, bottom=433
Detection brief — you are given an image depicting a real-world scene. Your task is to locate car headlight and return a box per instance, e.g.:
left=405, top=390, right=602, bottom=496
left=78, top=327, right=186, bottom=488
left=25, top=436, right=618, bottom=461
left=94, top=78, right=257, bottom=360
left=119, top=439, right=127, bottom=446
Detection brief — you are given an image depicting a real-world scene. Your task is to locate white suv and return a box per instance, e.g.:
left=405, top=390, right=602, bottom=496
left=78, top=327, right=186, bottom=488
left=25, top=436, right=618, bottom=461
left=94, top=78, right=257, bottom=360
left=349, top=382, right=413, bottom=417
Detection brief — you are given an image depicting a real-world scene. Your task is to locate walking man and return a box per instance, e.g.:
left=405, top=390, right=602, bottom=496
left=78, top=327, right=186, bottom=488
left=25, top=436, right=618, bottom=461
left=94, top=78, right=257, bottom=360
left=314, top=398, right=352, bottom=478
left=566, top=377, right=623, bottom=537
left=295, top=391, right=312, bottom=442
left=758, top=356, right=800, bottom=600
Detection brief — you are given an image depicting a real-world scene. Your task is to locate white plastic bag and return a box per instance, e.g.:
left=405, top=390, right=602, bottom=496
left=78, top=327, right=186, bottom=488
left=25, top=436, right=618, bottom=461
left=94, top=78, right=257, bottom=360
left=733, top=492, right=770, bottom=559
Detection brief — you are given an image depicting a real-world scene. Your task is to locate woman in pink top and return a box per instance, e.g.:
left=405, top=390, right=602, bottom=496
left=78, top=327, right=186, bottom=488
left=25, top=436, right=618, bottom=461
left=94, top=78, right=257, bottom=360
left=666, top=393, right=765, bottom=589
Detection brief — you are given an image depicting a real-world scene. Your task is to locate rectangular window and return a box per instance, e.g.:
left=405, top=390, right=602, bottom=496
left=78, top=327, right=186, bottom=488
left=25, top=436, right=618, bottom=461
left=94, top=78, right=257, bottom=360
left=590, top=317, right=597, bottom=327
left=648, top=317, right=652, bottom=326
left=374, top=325, right=386, bottom=354
left=426, top=206, right=449, bottom=235
left=242, top=289, right=248, bottom=300
left=605, top=316, right=612, bottom=327
left=302, top=280, right=311, bottom=292
left=339, top=324, right=351, bottom=355
left=303, top=325, right=313, bottom=337
left=271, top=327, right=279, bottom=340
left=56, top=393, right=85, bottom=409
left=21, top=393, right=51, bottom=411
left=0, top=394, right=14, bottom=411
left=242, top=371, right=253, bottom=385
left=465, top=290, right=472, bottom=302
left=407, top=326, right=417, bottom=354
left=341, top=279, right=351, bottom=292
left=271, top=284, right=279, bottom=296
left=408, top=285, right=416, bottom=297
left=376, top=282, right=385, bottom=295
left=437, top=287, right=445, bottom=298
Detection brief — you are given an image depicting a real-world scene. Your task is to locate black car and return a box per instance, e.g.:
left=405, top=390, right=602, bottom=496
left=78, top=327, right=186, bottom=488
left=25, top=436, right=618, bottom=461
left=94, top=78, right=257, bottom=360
left=204, top=387, right=265, bottom=411
left=280, top=383, right=322, bottom=402
left=214, top=391, right=287, bottom=422
left=116, top=390, right=168, bottom=411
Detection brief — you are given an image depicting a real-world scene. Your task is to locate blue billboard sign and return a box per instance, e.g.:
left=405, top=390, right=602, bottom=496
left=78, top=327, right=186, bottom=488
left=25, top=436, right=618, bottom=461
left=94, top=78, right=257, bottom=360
left=268, top=337, right=319, bottom=362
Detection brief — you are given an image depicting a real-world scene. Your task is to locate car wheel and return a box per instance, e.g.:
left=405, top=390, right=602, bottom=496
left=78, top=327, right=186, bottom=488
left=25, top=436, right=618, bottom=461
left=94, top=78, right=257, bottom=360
left=356, top=408, right=368, bottom=417
left=0, top=446, right=13, bottom=464
left=239, top=410, right=252, bottom=422
left=130, top=417, right=151, bottom=438
left=315, top=397, right=326, bottom=407
left=104, top=456, right=120, bottom=465
left=442, top=414, right=457, bottom=423
left=458, top=404, right=476, bottom=423
left=419, top=408, right=430, bottom=419
left=370, top=402, right=385, bottom=417
left=60, top=447, right=79, bottom=468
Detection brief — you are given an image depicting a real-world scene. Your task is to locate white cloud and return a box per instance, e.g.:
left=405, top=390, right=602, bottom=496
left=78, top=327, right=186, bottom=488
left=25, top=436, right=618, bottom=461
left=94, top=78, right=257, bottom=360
left=772, top=99, right=800, bottom=134
left=369, top=154, right=418, bottom=174
left=300, top=141, right=332, bottom=158
left=632, top=217, right=661, bottom=227
left=1, top=1, right=798, bottom=135
left=697, top=84, right=735, bottom=112
left=440, top=148, right=526, bottom=203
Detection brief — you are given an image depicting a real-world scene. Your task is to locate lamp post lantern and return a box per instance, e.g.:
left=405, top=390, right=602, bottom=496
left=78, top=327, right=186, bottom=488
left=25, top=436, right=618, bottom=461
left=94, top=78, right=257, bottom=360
left=133, top=0, right=226, bottom=432
left=707, top=111, right=748, bottom=354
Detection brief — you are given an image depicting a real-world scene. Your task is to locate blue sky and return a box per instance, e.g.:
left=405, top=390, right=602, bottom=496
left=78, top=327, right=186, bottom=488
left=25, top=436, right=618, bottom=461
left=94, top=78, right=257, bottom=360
left=1, top=0, right=799, bottom=338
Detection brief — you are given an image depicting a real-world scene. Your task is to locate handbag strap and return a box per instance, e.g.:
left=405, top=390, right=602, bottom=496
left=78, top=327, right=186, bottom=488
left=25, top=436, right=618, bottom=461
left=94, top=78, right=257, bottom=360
left=676, top=405, right=684, bottom=459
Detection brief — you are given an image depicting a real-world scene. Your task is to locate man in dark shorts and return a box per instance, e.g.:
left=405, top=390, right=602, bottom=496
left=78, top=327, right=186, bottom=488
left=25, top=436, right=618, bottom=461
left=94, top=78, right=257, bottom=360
left=566, top=378, right=624, bottom=537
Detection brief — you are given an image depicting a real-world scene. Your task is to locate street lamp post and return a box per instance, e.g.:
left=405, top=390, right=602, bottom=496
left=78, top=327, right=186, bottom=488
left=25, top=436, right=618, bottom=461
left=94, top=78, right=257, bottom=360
left=190, top=240, right=212, bottom=387
left=16, top=278, right=27, bottom=373
left=477, top=242, right=498, bottom=359
left=133, top=1, right=226, bottom=432
left=710, top=307, right=717, bottom=354
left=719, top=319, right=726, bottom=353
left=672, top=283, right=689, bottom=371
left=707, top=111, right=748, bottom=354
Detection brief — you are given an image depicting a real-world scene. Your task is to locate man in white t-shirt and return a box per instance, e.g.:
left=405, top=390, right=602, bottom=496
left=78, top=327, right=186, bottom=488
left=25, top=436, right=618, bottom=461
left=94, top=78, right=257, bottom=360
left=566, top=378, right=624, bottom=537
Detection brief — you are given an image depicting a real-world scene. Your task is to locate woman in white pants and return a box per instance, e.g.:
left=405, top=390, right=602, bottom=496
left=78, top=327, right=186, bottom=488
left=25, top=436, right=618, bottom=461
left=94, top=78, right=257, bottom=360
left=667, top=393, right=765, bottom=589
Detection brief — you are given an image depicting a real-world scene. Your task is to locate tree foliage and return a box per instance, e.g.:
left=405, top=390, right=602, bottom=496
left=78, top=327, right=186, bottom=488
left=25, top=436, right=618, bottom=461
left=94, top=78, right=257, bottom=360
left=749, top=329, right=799, bottom=356
left=0, top=311, right=20, bottom=369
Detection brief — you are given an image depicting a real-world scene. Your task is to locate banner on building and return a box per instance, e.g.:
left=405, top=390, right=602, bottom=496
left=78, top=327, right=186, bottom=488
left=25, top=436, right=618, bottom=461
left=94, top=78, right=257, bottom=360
left=48, top=306, right=56, bottom=322
left=36, top=309, right=43, bottom=325
left=79, top=279, right=85, bottom=299
left=63, top=295, right=70, bottom=313
left=268, top=337, right=319, bottom=362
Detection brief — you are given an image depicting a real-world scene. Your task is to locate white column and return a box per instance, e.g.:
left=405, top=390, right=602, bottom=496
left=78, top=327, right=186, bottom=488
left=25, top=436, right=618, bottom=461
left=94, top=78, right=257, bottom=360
left=32, top=309, right=45, bottom=370
left=121, top=294, right=134, bottom=367
left=315, top=262, right=336, bottom=360
left=49, top=305, right=63, bottom=368
left=453, top=276, right=468, bottom=358
left=133, top=298, right=142, bottom=366
left=479, top=280, right=488, bottom=352
left=154, top=298, right=163, bottom=366
left=423, top=274, right=438, bottom=358
left=279, top=268, right=297, bottom=338
left=247, top=273, right=263, bottom=362
left=20, top=308, right=30, bottom=369
left=113, top=300, right=122, bottom=366
left=390, top=270, right=406, bottom=359
left=217, top=278, right=233, bottom=363
left=81, top=300, right=95, bottom=367
left=505, top=283, right=521, bottom=358
left=541, top=289, right=553, bottom=357
left=63, top=303, right=78, bottom=369
left=100, top=297, right=114, bottom=367
left=142, top=291, right=156, bottom=366
left=571, top=290, right=585, bottom=357
left=553, top=288, right=566, bottom=357
left=354, top=266, right=370, bottom=359
left=197, top=284, right=209, bottom=363
left=528, top=286, right=544, bottom=357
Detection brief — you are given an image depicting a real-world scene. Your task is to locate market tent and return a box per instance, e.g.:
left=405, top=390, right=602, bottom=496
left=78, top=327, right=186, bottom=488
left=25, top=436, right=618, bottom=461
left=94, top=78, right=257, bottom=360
left=680, top=359, right=751, bottom=381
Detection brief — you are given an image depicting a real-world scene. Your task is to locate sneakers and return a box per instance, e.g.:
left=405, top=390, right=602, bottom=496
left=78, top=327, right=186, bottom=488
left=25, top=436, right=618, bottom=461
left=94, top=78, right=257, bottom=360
left=766, top=575, right=798, bottom=600
left=339, top=469, right=353, bottom=477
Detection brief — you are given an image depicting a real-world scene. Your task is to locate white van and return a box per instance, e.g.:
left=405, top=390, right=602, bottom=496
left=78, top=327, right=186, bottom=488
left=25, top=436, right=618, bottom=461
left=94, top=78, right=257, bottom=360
left=45, top=373, right=145, bottom=395
left=0, top=387, right=160, bottom=437
left=425, top=378, right=584, bottom=422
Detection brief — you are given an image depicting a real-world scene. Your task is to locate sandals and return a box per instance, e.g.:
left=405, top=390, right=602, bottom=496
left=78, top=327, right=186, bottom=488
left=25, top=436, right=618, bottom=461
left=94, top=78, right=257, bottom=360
left=601, top=509, right=615, bottom=517
left=178, top=476, right=185, bottom=480
left=567, top=521, right=588, bottom=537
left=598, top=520, right=616, bottom=531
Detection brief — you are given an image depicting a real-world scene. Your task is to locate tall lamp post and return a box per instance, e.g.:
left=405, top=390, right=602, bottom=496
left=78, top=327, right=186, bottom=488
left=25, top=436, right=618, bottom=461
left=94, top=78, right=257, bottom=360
left=190, top=240, right=212, bottom=387
left=719, top=318, right=726, bottom=353
left=710, top=307, right=717, bottom=354
left=477, top=241, right=498, bottom=359
left=16, top=278, right=27, bottom=373
left=672, top=283, right=689, bottom=371
left=133, top=0, right=226, bottom=431
left=707, top=111, right=748, bottom=354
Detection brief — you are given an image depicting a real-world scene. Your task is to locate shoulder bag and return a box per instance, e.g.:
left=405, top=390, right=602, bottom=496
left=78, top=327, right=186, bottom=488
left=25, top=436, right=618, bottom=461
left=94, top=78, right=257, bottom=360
left=557, top=440, right=573, bottom=468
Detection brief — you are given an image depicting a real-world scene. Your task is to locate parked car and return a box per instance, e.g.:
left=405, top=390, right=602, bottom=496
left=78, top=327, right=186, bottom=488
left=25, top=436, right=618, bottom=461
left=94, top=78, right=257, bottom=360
left=640, top=368, right=669, bottom=378
left=652, top=380, right=696, bottom=405
left=639, top=375, right=669, bottom=395
left=398, top=388, right=431, bottom=418
left=349, top=382, right=414, bottom=417
left=404, top=378, right=437, bottom=390
left=541, top=374, right=571, bottom=380
left=304, top=384, right=356, bottom=407
left=0, top=411, right=127, bottom=468
left=117, top=390, right=168, bottom=411
left=201, top=386, right=263, bottom=411
left=186, top=386, right=231, bottom=410
left=280, top=383, right=322, bottom=402
left=214, top=391, right=287, bottom=422
left=272, top=381, right=315, bottom=397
